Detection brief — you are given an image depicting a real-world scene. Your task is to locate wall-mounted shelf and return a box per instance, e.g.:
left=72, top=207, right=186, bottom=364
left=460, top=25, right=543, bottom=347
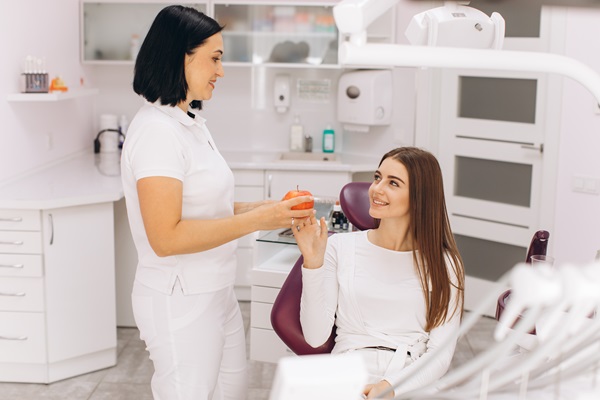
left=6, top=88, right=99, bottom=102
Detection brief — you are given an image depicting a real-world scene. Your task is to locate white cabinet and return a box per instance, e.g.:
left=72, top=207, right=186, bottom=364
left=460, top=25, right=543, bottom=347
left=80, top=1, right=208, bottom=64
left=232, top=169, right=264, bottom=301
left=80, top=1, right=395, bottom=67
left=250, top=239, right=300, bottom=363
left=265, top=169, right=352, bottom=200
left=0, top=203, right=117, bottom=383
left=213, top=2, right=338, bottom=67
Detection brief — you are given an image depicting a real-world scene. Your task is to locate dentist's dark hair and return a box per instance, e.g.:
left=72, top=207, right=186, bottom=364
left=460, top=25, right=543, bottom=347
left=379, top=147, right=465, bottom=331
left=133, top=5, right=223, bottom=107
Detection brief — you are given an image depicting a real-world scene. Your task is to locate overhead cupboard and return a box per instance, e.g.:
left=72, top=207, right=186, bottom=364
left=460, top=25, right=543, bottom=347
left=79, top=0, right=395, bottom=67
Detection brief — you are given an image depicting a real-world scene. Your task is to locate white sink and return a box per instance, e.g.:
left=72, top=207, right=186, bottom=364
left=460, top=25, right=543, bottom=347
left=279, top=152, right=339, bottom=162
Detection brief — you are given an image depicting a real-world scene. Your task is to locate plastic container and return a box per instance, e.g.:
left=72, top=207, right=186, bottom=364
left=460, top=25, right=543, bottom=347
left=331, top=201, right=347, bottom=231
left=290, top=115, right=304, bottom=152
left=322, top=124, right=335, bottom=153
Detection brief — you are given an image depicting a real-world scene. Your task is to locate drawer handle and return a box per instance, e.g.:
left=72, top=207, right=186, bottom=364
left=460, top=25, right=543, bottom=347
left=0, top=291, right=26, bottom=297
left=0, top=217, right=23, bottom=222
left=0, top=264, right=24, bottom=269
left=0, top=335, right=28, bottom=341
left=0, top=241, right=24, bottom=246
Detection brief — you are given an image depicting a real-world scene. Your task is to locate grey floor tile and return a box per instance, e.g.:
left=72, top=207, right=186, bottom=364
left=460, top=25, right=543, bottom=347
left=87, top=382, right=153, bottom=400
left=247, top=359, right=277, bottom=390
left=247, top=387, right=271, bottom=400
left=101, top=343, right=154, bottom=384
left=0, top=380, right=97, bottom=400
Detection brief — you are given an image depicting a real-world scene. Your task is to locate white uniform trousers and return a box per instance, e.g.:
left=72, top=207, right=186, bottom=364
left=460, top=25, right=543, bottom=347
left=132, top=279, right=247, bottom=400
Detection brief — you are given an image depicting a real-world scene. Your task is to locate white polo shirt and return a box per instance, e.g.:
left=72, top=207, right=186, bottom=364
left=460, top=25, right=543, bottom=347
left=121, top=101, right=237, bottom=295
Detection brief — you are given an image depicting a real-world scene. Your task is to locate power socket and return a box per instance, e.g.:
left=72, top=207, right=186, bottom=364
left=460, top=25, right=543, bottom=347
left=572, top=175, right=600, bottom=195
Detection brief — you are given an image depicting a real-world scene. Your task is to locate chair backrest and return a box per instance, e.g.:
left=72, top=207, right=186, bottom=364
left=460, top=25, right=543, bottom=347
left=270, top=182, right=374, bottom=355
left=270, top=255, right=336, bottom=355
left=339, top=182, right=378, bottom=231
left=495, top=229, right=550, bottom=324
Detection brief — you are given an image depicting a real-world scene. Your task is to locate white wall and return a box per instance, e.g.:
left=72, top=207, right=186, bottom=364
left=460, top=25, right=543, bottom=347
left=0, top=0, right=96, bottom=183
left=0, top=0, right=430, bottom=185
left=553, top=7, right=600, bottom=263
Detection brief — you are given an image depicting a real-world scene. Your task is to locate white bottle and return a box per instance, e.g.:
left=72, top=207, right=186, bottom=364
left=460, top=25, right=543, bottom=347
left=290, top=115, right=304, bottom=152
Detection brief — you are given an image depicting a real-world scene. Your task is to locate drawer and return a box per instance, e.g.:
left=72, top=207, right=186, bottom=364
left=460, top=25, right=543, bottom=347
left=0, top=278, right=45, bottom=312
left=0, top=254, right=43, bottom=278
left=0, top=210, right=41, bottom=231
left=0, top=312, right=47, bottom=363
left=0, top=231, right=42, bottom=254
left=233, top=170, right=264, bottom=186
left=251, top=301, right=273, bottom=329
left=250, top=327, right=294, bottom=363
left=251, top=285, right=280, bottom=304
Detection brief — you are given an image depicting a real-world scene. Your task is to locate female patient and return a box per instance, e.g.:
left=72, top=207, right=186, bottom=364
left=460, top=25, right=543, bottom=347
left=292, top=147, right=465, bottom=399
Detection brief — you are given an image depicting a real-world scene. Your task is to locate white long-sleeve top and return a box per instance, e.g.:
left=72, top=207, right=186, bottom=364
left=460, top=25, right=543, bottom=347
left=300, top=230, right=461, bottom=395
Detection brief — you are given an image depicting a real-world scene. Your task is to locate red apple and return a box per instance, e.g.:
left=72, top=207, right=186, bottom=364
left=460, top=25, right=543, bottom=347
left=283, top=186, right=314, bottom=210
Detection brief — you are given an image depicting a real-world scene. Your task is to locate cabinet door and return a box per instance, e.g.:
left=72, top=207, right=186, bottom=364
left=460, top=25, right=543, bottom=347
left=42, top=203, right=117, bottom=363
left=213, top=3, right=338, bottom=66
left=81, top=2, right=208, bottom=64
left=265, top=170, right=351, bottom=200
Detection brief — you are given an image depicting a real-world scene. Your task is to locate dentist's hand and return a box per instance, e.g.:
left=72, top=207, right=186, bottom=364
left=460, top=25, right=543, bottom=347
left=291, top=214, right=328, bottom=269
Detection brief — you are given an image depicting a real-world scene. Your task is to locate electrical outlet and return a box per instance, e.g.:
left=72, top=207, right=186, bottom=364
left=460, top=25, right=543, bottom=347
left=572, top=175, right=600, bottom=195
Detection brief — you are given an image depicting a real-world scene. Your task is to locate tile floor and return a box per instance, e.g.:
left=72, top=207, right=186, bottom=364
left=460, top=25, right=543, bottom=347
left=0, top=303, right=498, bottom=400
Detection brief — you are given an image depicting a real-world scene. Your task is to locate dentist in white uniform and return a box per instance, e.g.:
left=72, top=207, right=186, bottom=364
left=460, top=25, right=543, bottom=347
left=120, top=6, right=313, bottom=400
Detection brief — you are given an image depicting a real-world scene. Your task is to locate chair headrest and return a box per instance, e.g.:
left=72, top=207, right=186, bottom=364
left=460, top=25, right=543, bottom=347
left=339, top=182, right=378, bottom=231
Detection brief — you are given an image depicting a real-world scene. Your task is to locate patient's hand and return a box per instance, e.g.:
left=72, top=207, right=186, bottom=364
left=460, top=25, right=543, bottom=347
left=363, top=380, right=394, bottom=399
left=291, top=215, right=328, bottom=269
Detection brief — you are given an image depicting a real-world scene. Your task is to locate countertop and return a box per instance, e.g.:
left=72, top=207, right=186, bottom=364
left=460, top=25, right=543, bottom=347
left=0, top=152, right=124, bottom=210
left=0, top=150, right=378, bottom=210
left=221, top=150, right=379, bottom=172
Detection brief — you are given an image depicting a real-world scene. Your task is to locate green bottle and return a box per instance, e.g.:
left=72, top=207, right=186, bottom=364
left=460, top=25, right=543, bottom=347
left=322, top=125, right=335, bottom=153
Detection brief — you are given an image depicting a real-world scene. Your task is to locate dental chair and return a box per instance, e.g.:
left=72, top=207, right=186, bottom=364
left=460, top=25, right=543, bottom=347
left=495, top=230, right=549, bottom=340
left=270, top=182, right=376, bottom=355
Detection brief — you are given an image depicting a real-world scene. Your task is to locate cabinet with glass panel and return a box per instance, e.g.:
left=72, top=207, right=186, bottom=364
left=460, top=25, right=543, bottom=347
left=80, top=1, right=208, bottom=65
left=80, top=0, right=395, bottom=67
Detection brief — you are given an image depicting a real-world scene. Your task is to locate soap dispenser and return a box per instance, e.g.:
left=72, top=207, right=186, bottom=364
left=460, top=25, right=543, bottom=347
left=290, top=115, right=304, bottom=152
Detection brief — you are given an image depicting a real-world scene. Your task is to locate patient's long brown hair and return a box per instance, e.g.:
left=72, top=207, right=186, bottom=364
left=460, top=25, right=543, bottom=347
left=379, top=147, right=465, bottom=331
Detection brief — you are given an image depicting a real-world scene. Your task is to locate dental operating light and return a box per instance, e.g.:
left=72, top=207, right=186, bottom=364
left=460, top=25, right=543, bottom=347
left=333, top=0, right=600, bottom=104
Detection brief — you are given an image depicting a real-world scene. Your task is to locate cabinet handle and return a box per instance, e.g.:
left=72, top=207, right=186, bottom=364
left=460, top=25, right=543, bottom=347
left=0, top=335, right=28, bottom=341
left=0, top=217, right=23, bottom=222
left=0, top=264, right=24, bottom=269
left=267, top=174, right=273, bottom=199
left=0, top=291, right=26, bottom=297
left=48, top=213, right=54, bottom=245
left=521, top=143, right=544, bottom=153
left=0, top=241, right=24, bottom=246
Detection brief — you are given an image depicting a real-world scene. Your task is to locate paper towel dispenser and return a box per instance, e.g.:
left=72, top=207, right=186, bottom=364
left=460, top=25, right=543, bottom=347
left=337, top=69, right=392, bottom=132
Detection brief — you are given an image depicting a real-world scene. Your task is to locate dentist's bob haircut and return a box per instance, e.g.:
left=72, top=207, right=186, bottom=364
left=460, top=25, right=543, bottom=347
left=133, top=5, right=224, bottom=108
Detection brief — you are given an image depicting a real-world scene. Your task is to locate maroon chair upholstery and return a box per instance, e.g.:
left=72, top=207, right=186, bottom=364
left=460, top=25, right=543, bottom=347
left=270, top=182, right=376, bottom=355
left=339, top=182, right=378, bottom=231
left=495, top=230, right=550, bottom=332
left=270, top=255, right=336, bottom=355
